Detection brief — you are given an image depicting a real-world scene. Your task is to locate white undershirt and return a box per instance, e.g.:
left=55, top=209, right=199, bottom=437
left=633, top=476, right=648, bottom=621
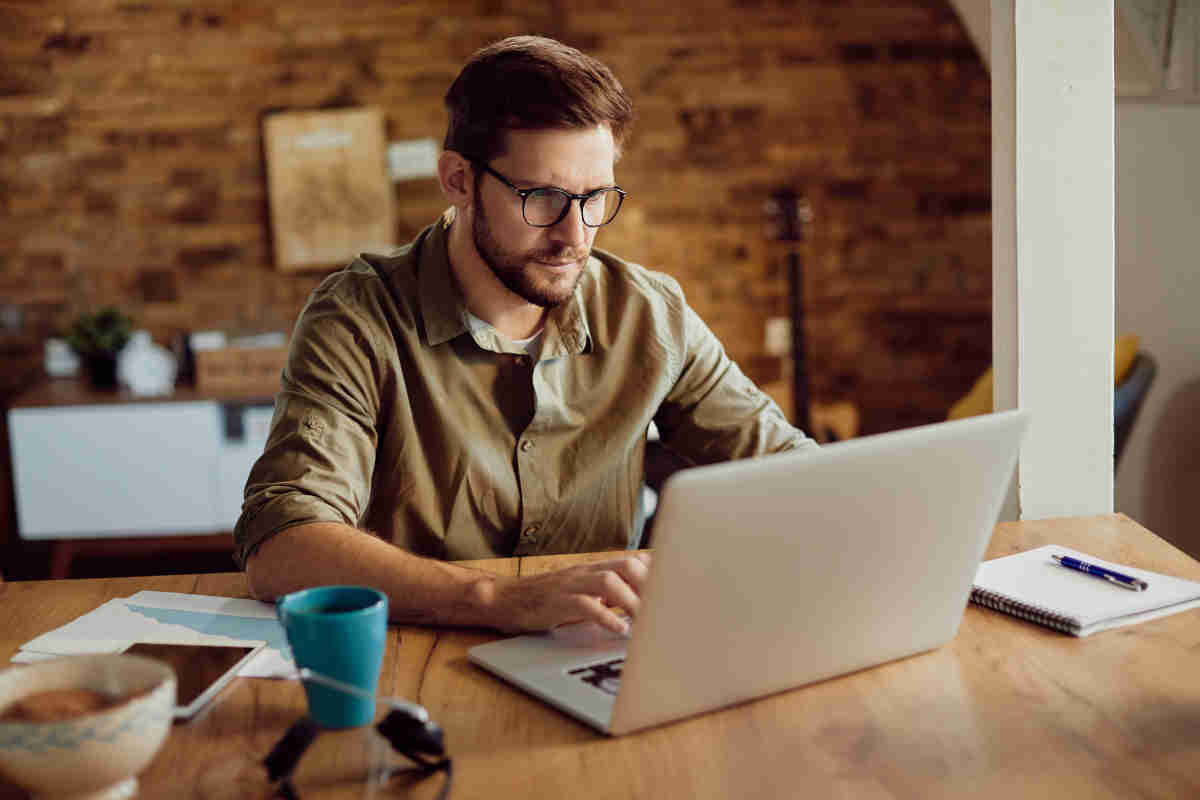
left=465, top=310, right=545, bottom=360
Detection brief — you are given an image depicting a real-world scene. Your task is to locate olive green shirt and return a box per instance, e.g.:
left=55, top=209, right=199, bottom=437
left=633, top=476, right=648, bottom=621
left=233, top=213, right=815, bottom=568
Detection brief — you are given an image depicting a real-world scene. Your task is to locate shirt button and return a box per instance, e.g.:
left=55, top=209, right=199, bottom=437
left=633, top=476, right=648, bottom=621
left=522, top=525, right=539, bottom=541
left=520, top=440, right=534, bottom=452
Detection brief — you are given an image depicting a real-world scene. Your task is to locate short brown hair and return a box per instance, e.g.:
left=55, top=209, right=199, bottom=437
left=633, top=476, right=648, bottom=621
left=444, top=35, right=634, bottom=163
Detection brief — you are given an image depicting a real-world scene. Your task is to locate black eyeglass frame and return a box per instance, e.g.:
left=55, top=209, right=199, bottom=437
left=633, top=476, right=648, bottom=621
left=468, top=158, right=627, bottom=228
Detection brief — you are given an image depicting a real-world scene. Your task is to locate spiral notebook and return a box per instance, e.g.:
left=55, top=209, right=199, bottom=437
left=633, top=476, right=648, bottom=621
left=970, top=545, right=1200, bottom=636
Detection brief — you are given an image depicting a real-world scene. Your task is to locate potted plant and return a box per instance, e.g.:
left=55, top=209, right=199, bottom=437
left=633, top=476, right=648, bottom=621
left=65, top=307, right=134, bottom=389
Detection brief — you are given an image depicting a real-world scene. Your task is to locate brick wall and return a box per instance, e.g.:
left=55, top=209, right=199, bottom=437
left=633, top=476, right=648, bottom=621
left=0, top=0, right=990, bottom=436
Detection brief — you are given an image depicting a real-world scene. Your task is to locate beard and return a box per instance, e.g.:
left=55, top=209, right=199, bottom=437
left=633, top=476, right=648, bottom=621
left=471, top=189, right=589, bottom=308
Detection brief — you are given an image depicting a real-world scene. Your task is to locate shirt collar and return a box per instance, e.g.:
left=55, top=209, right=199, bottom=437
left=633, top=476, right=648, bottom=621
left=416, top=208, right=593, bottom=357
left=541, top=276, right=592, bottom=359
left=417, top=210, right=471, bottom=347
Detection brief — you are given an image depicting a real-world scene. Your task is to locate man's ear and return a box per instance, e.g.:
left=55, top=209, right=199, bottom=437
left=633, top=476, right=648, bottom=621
left=438, top=151, right=474, bottom=212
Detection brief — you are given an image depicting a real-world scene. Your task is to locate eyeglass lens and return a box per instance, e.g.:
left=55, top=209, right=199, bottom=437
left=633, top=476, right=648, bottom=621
left=524, top=188, right=622, bottom=227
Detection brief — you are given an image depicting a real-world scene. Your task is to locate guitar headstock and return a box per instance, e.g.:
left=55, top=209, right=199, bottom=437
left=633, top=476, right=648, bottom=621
left=764, top=189, right=813, bottom=243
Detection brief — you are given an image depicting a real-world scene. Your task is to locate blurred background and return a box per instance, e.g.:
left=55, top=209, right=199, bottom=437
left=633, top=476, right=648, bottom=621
left=0, top=0, right=1196, bottom=578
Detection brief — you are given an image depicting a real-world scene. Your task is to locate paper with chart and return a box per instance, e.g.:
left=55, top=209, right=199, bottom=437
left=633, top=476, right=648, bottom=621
left=13, top=591, right=294, bottom=677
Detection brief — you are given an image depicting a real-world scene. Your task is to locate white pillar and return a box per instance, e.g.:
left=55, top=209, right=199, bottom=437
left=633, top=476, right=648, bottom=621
left=991, top=0, right=1115, bottom=520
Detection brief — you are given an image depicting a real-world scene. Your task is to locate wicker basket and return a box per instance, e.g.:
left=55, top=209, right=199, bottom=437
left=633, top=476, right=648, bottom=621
left=193, top=346, right=288, bottom=395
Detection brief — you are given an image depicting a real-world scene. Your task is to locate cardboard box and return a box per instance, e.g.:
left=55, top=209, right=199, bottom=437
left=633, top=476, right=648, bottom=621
left=193, top=346, right=288, bottom=395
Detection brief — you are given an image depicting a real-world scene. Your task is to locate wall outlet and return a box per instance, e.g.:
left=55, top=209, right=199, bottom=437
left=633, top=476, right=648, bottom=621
left=764, top=316, right=791, bottom=356
left=387, top=138, right=440, bottom=181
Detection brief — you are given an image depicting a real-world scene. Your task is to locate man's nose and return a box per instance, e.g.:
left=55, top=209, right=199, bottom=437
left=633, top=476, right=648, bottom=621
left=549, top=201, right=589, bottom=248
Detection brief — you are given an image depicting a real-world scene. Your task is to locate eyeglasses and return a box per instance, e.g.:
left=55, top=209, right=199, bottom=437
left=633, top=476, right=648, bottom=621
left=470, top=159, right=626, bottom=228
left=264, top=669, right=451, bottom=800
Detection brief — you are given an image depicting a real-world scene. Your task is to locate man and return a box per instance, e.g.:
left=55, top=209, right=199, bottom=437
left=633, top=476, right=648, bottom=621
left=237, top=35, right=814, bottom=636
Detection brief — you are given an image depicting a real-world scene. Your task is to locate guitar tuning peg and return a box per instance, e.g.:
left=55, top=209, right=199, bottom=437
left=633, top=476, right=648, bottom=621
left=796, top=199, right=814, bottom=224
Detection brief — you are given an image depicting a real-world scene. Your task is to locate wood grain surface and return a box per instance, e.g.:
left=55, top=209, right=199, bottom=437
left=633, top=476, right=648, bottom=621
left=1, top=515, right=1198, bottom=799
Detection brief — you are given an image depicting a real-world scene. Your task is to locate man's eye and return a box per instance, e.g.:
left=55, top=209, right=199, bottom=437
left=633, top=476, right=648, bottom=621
left=525, top=190, right=568, bottom=221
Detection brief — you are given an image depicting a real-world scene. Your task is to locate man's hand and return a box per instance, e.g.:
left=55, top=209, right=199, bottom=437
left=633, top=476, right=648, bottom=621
left=486, top=553, right=652, bottom=635
left=246, top=524, right=654, bottom=634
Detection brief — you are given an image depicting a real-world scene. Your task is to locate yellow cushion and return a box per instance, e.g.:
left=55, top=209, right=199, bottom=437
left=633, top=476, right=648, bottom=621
left=1114, top=334, right=1140, bottom=385
left=947, top=334, right=1142, bottom=421
left=948, top=369, right=994, bottom=420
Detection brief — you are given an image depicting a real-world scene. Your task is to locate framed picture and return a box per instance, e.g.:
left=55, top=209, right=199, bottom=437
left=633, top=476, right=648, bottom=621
left=263, top=107, right=395, bottom=272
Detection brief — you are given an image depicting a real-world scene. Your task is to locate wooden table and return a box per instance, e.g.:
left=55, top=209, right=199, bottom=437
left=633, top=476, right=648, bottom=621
left=2, top=514, right=1199, bottom=799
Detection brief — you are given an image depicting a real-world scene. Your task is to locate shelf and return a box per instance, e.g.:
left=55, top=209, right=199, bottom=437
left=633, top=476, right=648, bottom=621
left=10, top=377, right=279, bottom=409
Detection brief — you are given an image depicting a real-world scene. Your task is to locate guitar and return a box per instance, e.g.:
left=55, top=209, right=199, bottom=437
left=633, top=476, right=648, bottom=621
left=763, top=188, right=858, bottom=443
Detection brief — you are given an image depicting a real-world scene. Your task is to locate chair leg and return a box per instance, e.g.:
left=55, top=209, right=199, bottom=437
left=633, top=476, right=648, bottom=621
left=49, top=541, right=76, bottom=580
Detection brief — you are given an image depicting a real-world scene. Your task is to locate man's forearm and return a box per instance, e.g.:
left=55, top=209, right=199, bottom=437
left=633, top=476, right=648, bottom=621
left=244, top=522, right=502, bottom=627
left=246, top=521, right=652, bottom=634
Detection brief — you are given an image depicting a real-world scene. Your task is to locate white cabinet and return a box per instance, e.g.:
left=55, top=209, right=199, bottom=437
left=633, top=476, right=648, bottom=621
left=214, top=404, right=277, bottom=531
left=8, top=397, right=273, bottom=540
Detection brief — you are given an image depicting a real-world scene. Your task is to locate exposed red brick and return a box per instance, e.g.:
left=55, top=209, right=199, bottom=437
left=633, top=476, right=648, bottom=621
left=0, top=0, right=990, bottom=435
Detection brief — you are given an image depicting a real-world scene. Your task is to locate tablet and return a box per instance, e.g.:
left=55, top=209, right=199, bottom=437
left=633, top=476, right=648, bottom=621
left=120, top=641, right=266, bottom=719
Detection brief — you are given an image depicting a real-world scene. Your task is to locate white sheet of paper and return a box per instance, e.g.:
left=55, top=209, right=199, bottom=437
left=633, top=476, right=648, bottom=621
left=124, top=591, right=278, bottom=618
left=16, top=594, right=295, bottom=677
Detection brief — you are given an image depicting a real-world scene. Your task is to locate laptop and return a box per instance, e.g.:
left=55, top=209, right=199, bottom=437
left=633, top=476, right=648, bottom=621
left=469, top=409, right=1031, bottom=735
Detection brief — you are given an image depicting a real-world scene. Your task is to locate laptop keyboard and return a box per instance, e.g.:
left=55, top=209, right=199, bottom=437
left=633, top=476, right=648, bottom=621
left=567, top=657, right=625, bottom=696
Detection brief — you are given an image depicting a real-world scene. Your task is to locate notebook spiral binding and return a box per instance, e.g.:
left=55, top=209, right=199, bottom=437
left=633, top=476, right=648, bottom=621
left=969, top=588, right=1082, bottom=635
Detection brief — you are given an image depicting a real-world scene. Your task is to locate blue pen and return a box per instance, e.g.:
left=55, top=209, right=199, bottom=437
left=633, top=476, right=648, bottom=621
left=1051, top=554, right=1149, bottom=592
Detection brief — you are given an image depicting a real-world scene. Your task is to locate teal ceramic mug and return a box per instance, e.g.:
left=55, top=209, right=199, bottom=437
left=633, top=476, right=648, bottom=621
left=276, top=585, right=388, bottom=729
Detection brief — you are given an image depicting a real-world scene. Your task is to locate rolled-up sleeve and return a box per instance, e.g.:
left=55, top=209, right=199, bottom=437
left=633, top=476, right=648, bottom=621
left=653, top=277, right=817, bottom=464
left=233, top=279, right=386, bottom=568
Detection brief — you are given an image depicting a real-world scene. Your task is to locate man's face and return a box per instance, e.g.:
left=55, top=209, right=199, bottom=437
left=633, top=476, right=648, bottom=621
left=470, top=126, right=616, bottom=308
